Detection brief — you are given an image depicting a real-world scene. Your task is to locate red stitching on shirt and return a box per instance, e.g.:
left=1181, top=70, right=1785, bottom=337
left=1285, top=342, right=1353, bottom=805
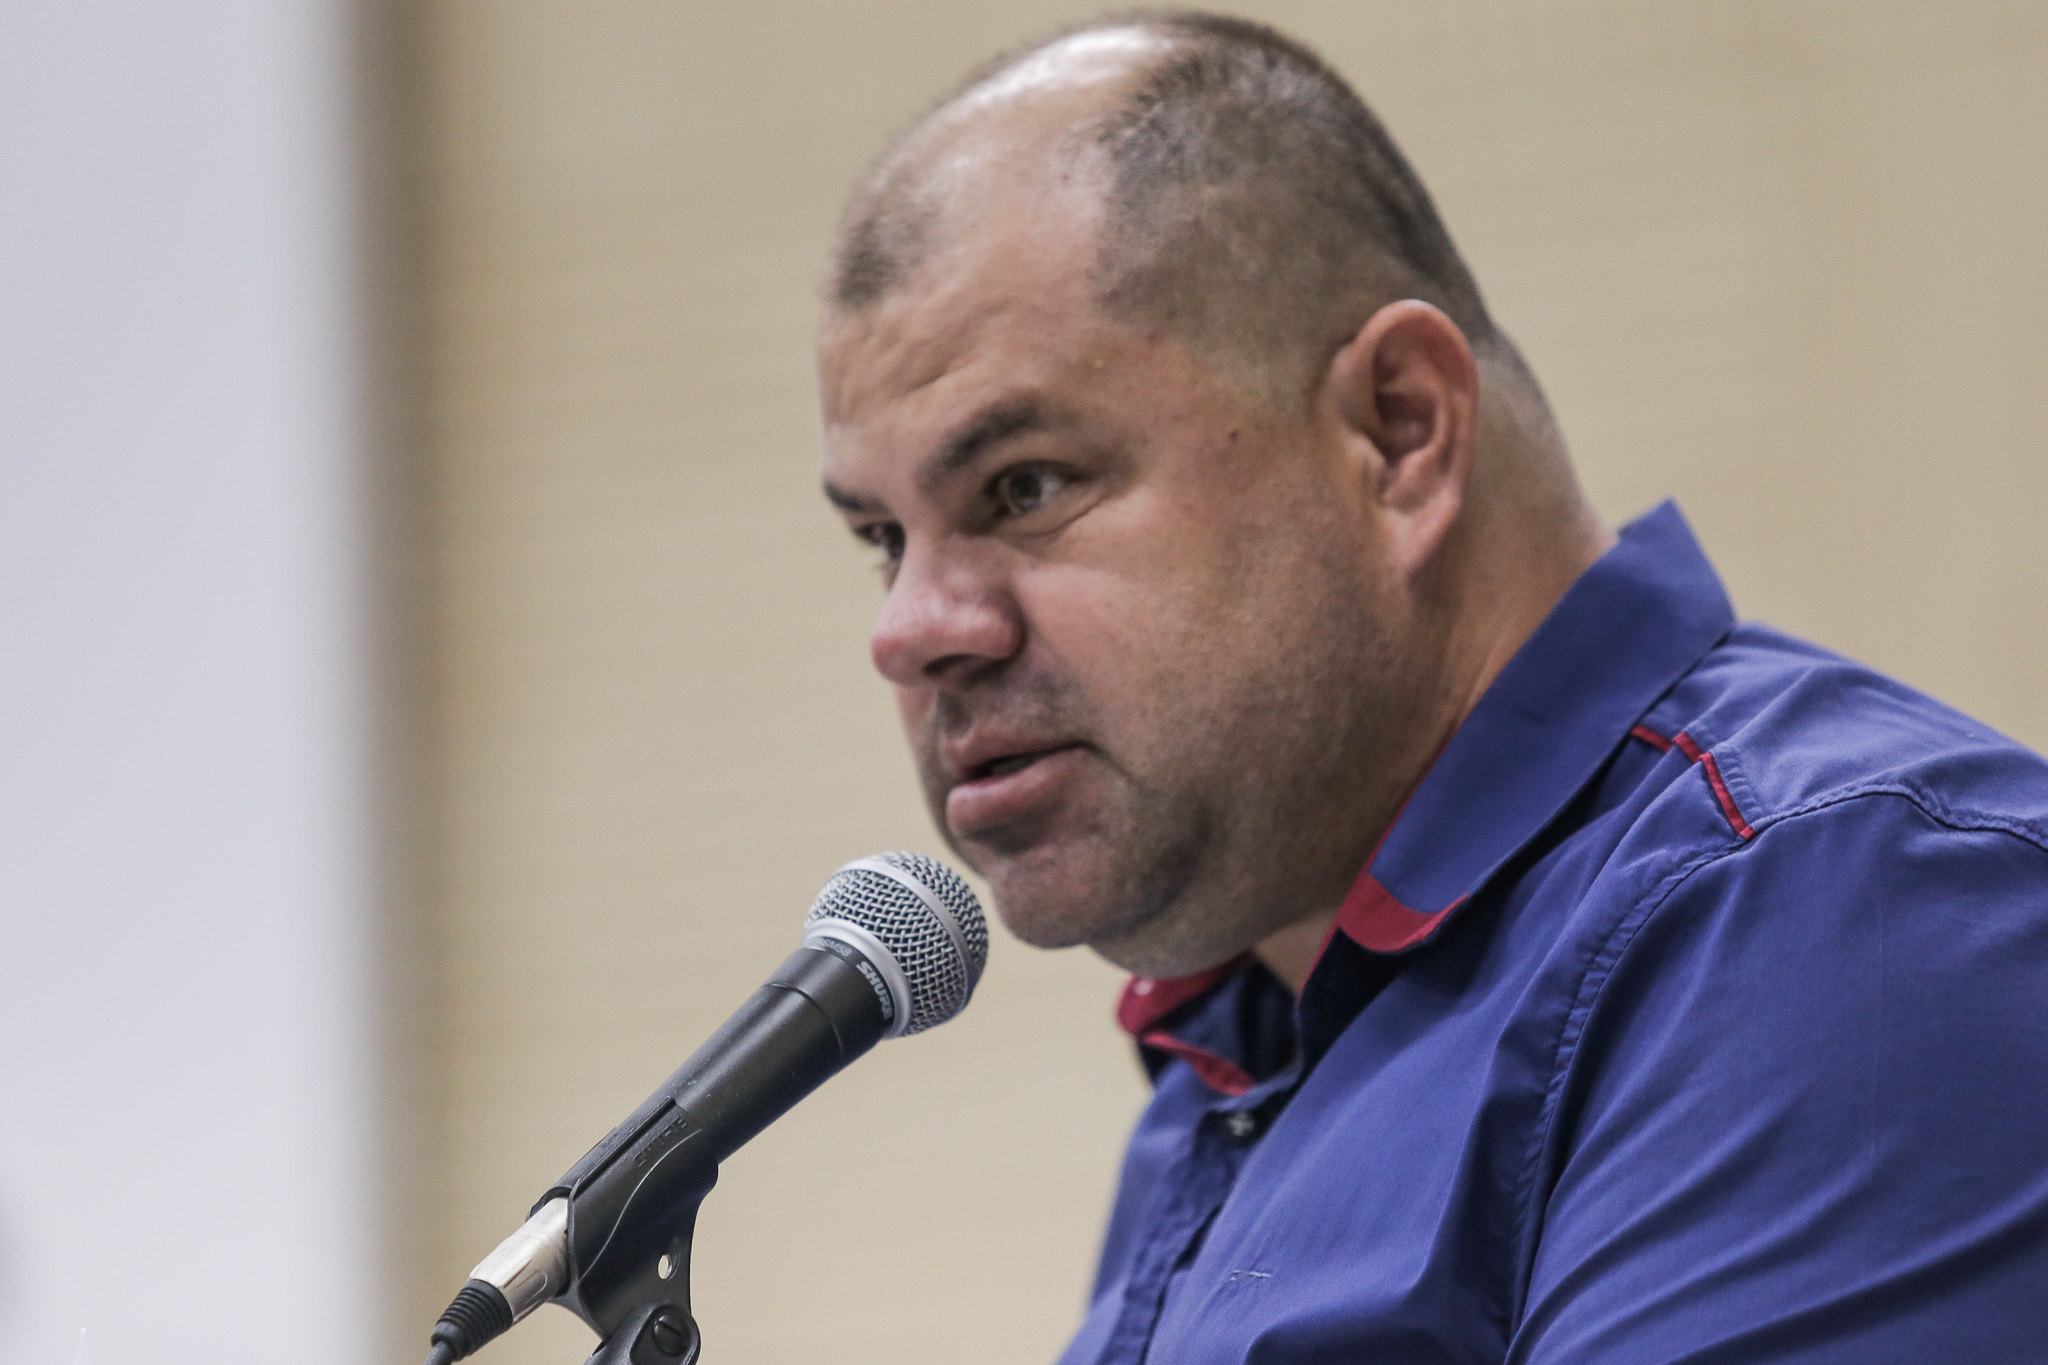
left=1629, top=723, right=1674, bottom=752
left=1672, top=731, right=1757, bottom=840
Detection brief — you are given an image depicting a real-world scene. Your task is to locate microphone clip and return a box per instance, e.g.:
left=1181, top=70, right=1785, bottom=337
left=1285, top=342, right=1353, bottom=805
left=567, top=1194, right=705, bottom=1365
left=547, top=1106, right=715, bottom=1365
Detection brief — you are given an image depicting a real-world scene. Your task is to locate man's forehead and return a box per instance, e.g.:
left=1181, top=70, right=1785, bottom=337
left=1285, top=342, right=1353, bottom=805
left=817, top=37, right=1176, bottom=485
left=825, top=286, right=1027, bottom=418
left=819, top=288, right=1086, bottom=484
left=821, top=195, right=1105, bottom=422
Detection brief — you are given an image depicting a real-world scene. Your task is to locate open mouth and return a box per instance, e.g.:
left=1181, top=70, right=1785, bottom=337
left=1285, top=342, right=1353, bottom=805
left=946, top=742, right=1085, bottom=838
left=972, top=746, right=1069, bottom=780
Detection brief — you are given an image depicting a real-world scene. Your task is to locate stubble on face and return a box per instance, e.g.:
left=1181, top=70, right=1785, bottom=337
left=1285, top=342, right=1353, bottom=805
left=907, top=638, right=1212, bottom=952
left=1070, top=472, right=1422, bottom=977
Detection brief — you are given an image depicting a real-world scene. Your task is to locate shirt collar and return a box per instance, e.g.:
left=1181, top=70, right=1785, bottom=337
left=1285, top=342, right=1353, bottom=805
left=1117, top=500, right=1735, bottom=1072
left=1332, top=499, right=1733, bottom=954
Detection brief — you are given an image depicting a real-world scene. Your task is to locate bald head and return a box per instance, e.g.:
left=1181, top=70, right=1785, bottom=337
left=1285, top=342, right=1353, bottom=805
left=831, top=11, right=1499, bottom=398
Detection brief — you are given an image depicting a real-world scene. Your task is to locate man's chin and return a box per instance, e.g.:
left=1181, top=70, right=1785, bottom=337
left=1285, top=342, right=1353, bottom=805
left=1083, top=913, right=1252, bottom=980
left=974, top=841, right=1235, bottom=976
left=973, top=843, right=1160, bottom=954
left=984, top=881, right=1144, bottom=954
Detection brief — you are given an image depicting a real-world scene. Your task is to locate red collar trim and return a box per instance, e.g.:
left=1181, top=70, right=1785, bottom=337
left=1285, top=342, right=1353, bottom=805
left=1135, top=1032, right=1256, bottom=1097
left=1334, top=874, right=1461, bottom=952
left=1115, top=959, right=1258, bottom=1097
left=1327, top=771, right=1453, bottom=955
left=1116, top=959, right=1244, bottom=1036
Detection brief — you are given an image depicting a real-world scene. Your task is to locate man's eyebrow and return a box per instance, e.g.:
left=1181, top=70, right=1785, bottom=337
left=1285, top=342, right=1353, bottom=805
left=821, top=480, right=879, bottom=514
left=820, top=398, right=1057, bottom=518
left=919, top=398, right=1052, bottom=492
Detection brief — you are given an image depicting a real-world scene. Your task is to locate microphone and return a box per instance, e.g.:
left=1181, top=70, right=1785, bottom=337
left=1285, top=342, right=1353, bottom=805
left=423, top=852, right=988, bottom=1365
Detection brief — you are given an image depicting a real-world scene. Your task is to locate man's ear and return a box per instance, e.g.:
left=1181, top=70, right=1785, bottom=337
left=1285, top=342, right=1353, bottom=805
left=1326, top=299, right=1479, bottom=577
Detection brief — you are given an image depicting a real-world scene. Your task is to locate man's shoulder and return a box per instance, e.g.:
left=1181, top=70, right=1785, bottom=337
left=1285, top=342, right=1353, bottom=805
left=1520, top=623, right=2048, bottom=1364
left=1641, top=620, right=2048, bottom=854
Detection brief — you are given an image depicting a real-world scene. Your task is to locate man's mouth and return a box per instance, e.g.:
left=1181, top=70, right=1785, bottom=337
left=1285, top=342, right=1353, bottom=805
left=946, top=742, right=1088, bottom=840
left=974, top=748, right=1064, bottom=780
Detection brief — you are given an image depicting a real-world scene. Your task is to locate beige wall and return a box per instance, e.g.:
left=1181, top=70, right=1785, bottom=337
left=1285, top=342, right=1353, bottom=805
left=412, top=4, right=2048, bottom=1363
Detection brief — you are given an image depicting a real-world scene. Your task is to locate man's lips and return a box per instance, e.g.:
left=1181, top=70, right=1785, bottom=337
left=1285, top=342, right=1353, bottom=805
left=944, top=742, right=1088, bottom=839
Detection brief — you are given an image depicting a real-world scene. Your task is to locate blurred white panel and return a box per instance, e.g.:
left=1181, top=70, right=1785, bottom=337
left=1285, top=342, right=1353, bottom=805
left=0, top=3, right=380, bottom=1364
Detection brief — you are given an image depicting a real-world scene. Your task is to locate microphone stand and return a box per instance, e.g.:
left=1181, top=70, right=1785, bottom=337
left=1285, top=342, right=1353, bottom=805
left=431, top=890, right=974, bottom=1365
left=541, top=939, right=910, bottom=1364
left=550, top=1128, right=713, bottom=1365
left=575, top=1221, right=703, bottom=1365
left=430, top=954, right=863, bottom=1365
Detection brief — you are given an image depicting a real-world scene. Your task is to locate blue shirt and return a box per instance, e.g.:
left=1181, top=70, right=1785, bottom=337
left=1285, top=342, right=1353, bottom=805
left=1058, top=503, right=2048, bottom=1365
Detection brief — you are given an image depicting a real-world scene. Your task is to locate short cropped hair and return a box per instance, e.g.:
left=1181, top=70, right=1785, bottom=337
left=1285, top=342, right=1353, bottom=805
left=831, top=11, right=1499, bottom=389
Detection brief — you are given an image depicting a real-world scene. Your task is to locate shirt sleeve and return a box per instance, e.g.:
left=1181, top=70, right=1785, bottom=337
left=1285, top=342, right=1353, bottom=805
left=1512, top=792, right=2048, bottom=1364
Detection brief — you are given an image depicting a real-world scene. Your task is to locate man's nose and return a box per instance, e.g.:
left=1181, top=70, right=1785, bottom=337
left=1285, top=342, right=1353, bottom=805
left=870, top=540, right=1023, bottom=687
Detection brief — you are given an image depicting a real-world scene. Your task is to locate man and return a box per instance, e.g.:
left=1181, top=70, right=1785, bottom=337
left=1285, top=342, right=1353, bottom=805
left=817, top=12, right=2048, bottom=1363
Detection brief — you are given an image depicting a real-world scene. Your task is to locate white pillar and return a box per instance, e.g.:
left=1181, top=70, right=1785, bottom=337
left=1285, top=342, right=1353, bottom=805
left=0, top=3, right=383, bottom=1362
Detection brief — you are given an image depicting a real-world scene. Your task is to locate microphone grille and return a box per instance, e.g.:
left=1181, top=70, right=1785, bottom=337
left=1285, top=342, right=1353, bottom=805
left=806, top=852, right=988, bottom=1035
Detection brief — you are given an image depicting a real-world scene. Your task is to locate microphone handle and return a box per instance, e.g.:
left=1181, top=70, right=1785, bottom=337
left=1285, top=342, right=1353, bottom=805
left=548, top=941, right=893, bottom=1337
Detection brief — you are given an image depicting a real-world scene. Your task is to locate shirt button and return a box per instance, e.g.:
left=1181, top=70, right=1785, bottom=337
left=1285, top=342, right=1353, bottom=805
left=1222, top=1111, right=1259, bottom=1142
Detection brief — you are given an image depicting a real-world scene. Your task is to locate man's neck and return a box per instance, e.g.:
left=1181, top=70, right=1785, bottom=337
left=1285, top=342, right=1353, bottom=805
left=1252, top=500, right=1614, bottom=998
left=1256, top=912, right=1338, bottom=995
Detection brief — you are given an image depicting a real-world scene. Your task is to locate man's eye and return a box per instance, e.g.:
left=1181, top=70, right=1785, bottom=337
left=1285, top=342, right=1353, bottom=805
left=858, top=522, right=905, bottom=562
left=993, top=467, right=1067, bottom=519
